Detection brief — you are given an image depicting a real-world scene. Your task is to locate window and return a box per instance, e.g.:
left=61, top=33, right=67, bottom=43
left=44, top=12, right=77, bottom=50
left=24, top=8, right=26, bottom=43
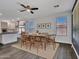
left=56, top=16, right=67, bottom=36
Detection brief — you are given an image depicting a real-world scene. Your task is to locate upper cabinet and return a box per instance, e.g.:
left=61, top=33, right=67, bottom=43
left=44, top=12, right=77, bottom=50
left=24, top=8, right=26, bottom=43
left=8, top=21, right=16, bottom=30
left=1, top=22, right=8, bottom=29
left=0, top=21, right=17, bottom=33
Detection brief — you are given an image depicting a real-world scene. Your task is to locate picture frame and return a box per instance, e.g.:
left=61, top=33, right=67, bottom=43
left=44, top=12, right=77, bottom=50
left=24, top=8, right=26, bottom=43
left=37, top=23, right=51, bottom=29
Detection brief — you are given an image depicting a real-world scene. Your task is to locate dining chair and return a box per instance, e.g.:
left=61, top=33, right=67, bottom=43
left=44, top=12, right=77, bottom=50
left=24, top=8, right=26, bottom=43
left=40, top=36, right=47, bottom=50
left=33, top=36, right=44, bottom=53
left=46, top=35, right=56, bottom=50
left=28, top=35, right=35, bottom=50
left=20, top=33, right=27, bottom=47
left=20, top=32, right=30, bottom=48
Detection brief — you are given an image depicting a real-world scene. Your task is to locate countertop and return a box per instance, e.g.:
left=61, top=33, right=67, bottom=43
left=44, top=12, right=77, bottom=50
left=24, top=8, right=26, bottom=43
left=0, top=32, right=18, bottom=35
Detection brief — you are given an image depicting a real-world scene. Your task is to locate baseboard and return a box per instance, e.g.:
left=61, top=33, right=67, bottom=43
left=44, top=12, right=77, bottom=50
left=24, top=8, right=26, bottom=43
left=72, top=44, right=79, bottom=59
left=56, top=41, right=72, bottom=45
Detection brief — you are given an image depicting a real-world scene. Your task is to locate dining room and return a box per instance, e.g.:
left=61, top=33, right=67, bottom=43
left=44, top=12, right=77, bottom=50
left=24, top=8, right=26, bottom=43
left=12, top=11, right=73, bottom=59
left=0, top=0, right=78, bottom=59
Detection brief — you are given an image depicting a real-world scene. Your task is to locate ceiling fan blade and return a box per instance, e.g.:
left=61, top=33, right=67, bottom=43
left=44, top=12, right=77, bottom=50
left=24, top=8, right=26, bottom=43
left=20, top=10, right=26, bottom=12
left=30, top=11, right=34, bottom=14
left=31, top=8, right=38, bottom=10
left=20, top=3, right=27, bottom=8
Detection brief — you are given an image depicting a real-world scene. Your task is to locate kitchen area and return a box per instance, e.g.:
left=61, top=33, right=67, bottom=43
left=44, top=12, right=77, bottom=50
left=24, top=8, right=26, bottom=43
left=0, top=20, right=18, bottom=44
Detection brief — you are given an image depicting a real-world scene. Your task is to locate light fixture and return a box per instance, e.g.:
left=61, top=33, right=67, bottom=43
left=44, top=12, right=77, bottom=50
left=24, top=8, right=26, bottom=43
left=27, top=9, right=30, bottom=12
left=18, top=0, right=38, bottom=14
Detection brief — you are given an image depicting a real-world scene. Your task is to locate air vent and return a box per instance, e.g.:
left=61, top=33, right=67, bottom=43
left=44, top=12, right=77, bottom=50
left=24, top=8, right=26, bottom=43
left=54, top=5, right=59, bottom=8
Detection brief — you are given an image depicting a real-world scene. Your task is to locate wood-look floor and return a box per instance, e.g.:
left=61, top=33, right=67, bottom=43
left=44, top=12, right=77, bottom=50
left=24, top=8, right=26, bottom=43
left=53, top=43, right=77, bottom=59
left=0, top=43, right=77, bottom=59
left=0, top=45, right=46, bottom=59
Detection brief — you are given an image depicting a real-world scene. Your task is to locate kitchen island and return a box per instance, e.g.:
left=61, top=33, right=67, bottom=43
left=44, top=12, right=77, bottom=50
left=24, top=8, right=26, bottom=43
left=0, top=32, right=18, bottom=44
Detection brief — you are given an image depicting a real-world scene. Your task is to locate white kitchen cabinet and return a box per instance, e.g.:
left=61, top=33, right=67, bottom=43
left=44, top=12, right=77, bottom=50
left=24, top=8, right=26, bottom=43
left=0, top=32, right=18, bottom=44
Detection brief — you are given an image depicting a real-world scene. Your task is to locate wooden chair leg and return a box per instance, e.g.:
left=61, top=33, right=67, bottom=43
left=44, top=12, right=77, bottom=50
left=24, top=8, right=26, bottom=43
left=25, top=41, right=29, bottom=49
left=29, top=42, right=34, bottom=50
left=52, top=42, right=56, bottom=50
left=21, top=40, right=22, bottom=48
left=44, top=42, right=46, bottom=50
left=21, top=41, right=24, bottom=48
left=21, top=42, right=22, bottom=48
left=21, top=40, right=24, bottom=48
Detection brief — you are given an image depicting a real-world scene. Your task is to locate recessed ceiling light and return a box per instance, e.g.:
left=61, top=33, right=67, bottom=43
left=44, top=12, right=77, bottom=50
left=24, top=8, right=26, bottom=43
left=54, top=5, right=59, bottom=8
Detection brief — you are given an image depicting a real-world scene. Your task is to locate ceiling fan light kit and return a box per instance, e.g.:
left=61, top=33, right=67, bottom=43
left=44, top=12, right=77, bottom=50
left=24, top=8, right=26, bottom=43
left=27, top=9, right=30, bottom=12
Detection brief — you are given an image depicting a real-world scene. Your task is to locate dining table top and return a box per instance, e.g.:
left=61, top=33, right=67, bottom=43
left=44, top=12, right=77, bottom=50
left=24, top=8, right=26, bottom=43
left=23, top=33, right=56, bottom=38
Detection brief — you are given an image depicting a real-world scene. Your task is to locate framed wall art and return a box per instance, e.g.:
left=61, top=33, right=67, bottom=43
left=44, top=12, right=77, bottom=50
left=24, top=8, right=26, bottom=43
left=37, top=23, right=51, bottom=29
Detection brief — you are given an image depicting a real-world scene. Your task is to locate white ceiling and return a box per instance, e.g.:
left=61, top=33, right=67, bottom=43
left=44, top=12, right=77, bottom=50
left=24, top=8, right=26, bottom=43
left=0, top=0, right=75, bottom=20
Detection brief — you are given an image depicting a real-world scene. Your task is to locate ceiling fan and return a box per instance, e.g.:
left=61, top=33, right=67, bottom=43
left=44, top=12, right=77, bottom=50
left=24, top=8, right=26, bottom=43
left=18, top=2, right=38, bottom=14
